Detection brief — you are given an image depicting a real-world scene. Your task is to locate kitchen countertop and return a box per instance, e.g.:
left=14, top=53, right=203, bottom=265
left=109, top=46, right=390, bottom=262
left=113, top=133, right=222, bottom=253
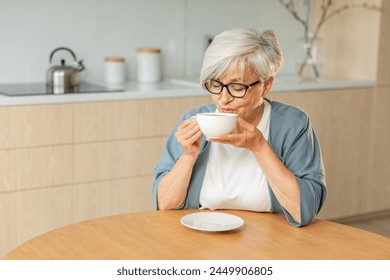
left=0, top=75, right=375, bottom=106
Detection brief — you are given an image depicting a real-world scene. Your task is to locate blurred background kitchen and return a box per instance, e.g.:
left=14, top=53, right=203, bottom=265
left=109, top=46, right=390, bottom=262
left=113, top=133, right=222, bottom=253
left=0, top=0, right=389, bottom=258
left=0, top=0, right=380, bottom=83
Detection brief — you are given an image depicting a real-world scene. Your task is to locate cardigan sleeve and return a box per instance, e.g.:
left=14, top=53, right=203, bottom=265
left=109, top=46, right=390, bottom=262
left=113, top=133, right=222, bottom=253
left=152, top=121, right=183, bottom=210
left=152, top=104, right=216, bottom=209
left=268, top=102, right=327, bottom=227
left=286, top=119, right=326, bottom=226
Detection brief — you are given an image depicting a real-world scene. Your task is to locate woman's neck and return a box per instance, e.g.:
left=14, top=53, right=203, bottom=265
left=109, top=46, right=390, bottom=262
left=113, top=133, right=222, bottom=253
left=249, top=102, right=265, bottom=126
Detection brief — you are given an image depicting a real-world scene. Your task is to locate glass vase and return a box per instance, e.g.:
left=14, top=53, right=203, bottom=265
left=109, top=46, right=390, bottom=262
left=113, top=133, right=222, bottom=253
left=295, top=36, right=325, bottom=80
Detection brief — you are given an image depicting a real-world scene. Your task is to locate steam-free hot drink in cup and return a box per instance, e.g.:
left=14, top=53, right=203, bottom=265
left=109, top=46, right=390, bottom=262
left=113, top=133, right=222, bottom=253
left=195, top=112, right=238, bottom=138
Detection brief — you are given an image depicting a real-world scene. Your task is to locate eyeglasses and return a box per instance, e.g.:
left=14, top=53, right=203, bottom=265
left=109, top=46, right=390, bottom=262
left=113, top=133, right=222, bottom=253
left=204, top=79, right=261, bottom=98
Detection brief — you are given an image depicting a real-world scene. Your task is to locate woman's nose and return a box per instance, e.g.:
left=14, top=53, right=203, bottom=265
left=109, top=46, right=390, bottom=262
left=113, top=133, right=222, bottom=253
left=220, top=87, right=234, bottom=103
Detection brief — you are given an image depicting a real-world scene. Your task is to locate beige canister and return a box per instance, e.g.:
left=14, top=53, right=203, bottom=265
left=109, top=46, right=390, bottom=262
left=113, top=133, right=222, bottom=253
left=136, top=48, right=161, bottom=83
left=104, top=56, right=125, bottom=84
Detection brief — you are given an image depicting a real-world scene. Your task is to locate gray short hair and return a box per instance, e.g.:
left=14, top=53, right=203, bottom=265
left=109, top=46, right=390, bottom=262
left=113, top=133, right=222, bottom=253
left=199, top=28, right=283, bottom=86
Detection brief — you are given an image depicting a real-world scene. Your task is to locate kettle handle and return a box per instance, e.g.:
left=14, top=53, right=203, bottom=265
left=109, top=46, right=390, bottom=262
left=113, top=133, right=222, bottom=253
left=49, top=47, right=78, bottom=63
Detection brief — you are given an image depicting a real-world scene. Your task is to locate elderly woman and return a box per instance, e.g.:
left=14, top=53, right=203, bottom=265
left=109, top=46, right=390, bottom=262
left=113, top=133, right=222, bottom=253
left=152, top=28, right=327, bottom=227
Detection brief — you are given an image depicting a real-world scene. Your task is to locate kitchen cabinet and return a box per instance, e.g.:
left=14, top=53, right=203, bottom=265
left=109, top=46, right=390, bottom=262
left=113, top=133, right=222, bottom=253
left=272, top=87, right=390, bottom=220
left=0, top=96, right=211, bottom=258
left=1, top=86, right=390, bottom=258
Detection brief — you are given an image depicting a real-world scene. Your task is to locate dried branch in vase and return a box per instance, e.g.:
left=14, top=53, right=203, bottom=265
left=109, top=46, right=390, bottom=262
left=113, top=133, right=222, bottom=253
left=278, top=0, right=381, bottom=78
left=279, top=0, right=380, bottom=40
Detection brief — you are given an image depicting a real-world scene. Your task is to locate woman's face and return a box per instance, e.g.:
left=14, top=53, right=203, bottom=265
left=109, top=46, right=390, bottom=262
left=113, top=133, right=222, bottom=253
left=210, top=68, right=273, bottom=125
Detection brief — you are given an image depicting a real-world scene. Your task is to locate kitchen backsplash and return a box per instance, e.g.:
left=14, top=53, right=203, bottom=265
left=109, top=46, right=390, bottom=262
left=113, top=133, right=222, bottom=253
left=0, top=0, right=304, bottom=83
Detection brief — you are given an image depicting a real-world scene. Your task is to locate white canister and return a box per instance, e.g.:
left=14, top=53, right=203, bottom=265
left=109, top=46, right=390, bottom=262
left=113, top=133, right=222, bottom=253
left=136, top=48, right=161, bottom=83
left=104, top=56, right=125, bottom=84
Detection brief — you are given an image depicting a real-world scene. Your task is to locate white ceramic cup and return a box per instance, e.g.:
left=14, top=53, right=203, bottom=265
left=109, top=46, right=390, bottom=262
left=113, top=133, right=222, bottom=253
left=195, top=112, right=238, bottom=138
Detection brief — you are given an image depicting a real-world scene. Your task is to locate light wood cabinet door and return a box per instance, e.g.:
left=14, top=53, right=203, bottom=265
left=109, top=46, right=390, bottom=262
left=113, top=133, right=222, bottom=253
left=367, top=87, right=390, bottom=212
left=0, top=104, right=72, bottom=149
left=297, top=88, right=373, bottom=219
left=73, top=137, right=166, bottom=183
left=73, top=97, right=211, bottom=143
left=273, top=87, right=390, bottom=220
left=0, top=146, right=73, bottom=192
left=72, top=176, right=154, bottom=223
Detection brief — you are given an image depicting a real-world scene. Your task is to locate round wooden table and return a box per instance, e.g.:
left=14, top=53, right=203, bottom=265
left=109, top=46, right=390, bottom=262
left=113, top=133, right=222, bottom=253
left=3, top=209, right=390, bottom=259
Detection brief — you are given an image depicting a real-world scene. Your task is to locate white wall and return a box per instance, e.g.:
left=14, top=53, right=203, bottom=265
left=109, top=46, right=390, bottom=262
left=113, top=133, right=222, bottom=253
left=0, top=0, right=305, bottom=83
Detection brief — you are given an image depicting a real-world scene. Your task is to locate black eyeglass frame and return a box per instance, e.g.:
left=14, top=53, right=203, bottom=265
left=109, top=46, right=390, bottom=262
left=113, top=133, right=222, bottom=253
left=204, top=79, right=262, bottom=98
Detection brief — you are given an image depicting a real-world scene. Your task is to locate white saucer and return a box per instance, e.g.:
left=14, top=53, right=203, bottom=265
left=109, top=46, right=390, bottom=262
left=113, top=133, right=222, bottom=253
left=180, top=212, right=244, bottom=232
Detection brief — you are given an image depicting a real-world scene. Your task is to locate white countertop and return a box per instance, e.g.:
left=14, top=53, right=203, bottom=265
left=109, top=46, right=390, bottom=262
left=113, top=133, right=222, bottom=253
left=0, top=75, right=375, bottom=106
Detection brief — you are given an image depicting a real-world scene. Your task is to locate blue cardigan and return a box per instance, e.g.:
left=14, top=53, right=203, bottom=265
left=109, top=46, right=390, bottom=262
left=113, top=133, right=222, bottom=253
left=152, top=99, right=327, bottom=227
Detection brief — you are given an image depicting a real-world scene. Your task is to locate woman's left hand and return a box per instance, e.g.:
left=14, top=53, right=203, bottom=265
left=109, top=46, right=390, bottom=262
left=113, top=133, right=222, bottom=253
left=208, top=117, right=266, bottom=152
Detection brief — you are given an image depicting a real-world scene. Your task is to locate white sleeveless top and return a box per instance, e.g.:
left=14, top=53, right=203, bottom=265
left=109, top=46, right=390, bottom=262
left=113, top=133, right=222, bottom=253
left=199, top=100, right=271, bottom=212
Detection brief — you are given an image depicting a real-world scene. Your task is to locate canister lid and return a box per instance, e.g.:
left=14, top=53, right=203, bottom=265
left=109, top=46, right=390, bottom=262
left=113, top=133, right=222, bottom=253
left=104, top=56, right=125, bottom=62
left=137, top=48, right=161, bottom=54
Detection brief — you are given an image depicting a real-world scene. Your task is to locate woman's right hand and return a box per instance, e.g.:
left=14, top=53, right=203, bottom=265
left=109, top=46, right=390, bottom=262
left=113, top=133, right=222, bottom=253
left=175, top=117, right=202, bottom=157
